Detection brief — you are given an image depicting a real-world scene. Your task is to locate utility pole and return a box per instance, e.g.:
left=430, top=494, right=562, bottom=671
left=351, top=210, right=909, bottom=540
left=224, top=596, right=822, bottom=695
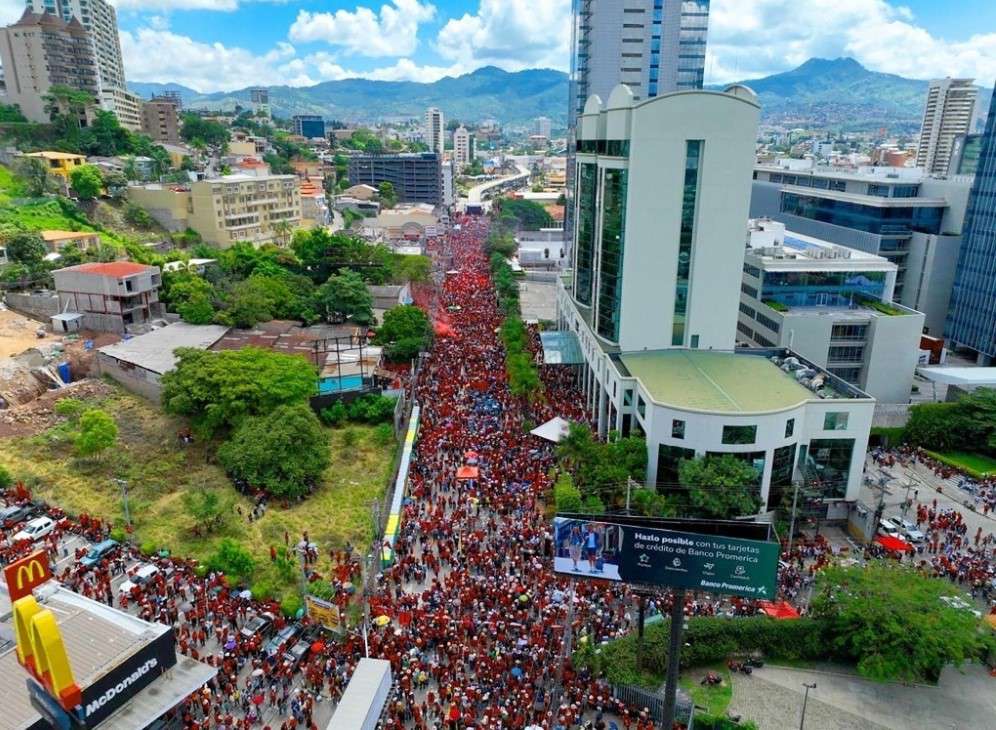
left=787, top=481, right=801, bottom=556
left=362, top=499, right=383, bottom=658
left=799, top=682, right=817, bottom=729
left=115, top=478, right=131, bottom=529
left=661, top=588, right=686, bottom=730
left=550, top=581, right=577, bottom=716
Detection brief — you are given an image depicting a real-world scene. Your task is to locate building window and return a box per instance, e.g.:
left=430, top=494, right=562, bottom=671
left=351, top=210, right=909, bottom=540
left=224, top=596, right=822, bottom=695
left=785, top=418, right=795, bottom=438
left=755, top=312, right=780, bottom=332
left=673, top=141, right=703, bottom=346
left=739, top=302, right=756, bottom=318
left=767, top=444, right=798, bottom=511
left=867, top=183, right=891, bottom=197
left=672, top=419, right=685, bottom=439
left=573, top=162, right=597, bottom=306
left=805, top=438, right=855, bottom=498
left=690, top=334, right=699, bottom=348
left=623, top=389, right=633, bottom=407
left=596, top=168, right=628, bottom=342
left=741, top=282, right=758, bottom=298
left=657, top=444, right=695, bottom=487
left=823, top=412, right=849, bottom=431
left=827, top=345, right=864, bottom=363
left=743, top=262, right=761, bottom=278
left=722, top=425, right=757, bottom=444
left=737, top=321, right=754, bottom=339
left=637, top=395, right=646, bottom=419
left=828, top=367, right=862, bottom=384
left=831, top=324, right=868, bottom=341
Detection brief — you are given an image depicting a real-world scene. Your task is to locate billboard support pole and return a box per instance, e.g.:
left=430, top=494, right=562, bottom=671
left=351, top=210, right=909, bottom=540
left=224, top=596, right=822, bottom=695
left=636, top=593, right=646, bottom=670
left=661, top=588, right=686, bottom=730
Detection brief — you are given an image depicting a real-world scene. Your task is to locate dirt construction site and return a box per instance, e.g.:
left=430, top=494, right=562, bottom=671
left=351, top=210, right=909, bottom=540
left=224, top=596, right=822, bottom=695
left=0, top=304, right=120, bottom=416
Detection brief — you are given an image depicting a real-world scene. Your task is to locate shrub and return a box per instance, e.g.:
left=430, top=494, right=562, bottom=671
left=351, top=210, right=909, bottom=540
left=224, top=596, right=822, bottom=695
left=109, top=526, right=126, bottom=543
left=342, top=428, right=358, bottom=448
left=194, top=564, right=209, bottom=579
left=319, top=401, right=348, bottom=427
left=280, top=594, right=303, bottom=618
left=206, top=538, right=256, bottom=579
left=0, top=464, right=12, bottom=490
left=347, top=394, right=397, bottom=424
left=308, top=580, right=335, bottom=600
left=374, top=423, right=395, bottom=446
left=54, top=398, right=88, bottom=422
left=74, top=409, right=118, bottom=458
left=251, top=580, right=274, bottom=601
left=553, top=473, right=582, bottom=513
left=140, top=539, right=158, bottom=556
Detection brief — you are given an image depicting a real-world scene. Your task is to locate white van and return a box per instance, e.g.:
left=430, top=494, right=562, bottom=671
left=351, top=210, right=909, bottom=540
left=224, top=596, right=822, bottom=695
left=12, top=515, right=55, bottom=542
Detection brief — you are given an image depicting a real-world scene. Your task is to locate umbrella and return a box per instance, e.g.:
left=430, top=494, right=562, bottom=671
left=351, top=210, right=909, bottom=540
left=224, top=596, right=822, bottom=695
left=252, top=694, right=264, bottom=706
left=251, top=668, right=264, bottom=677
left=179, top=601, right=193, bottom=612
left=224, top=639, right=237, bottom=651
left=311, top=641, right=326, bottom=653
left=511, top=666, right=523, bottom=678
left=239, top=590, right=252, bottom=599
left=373, top=615, right=391, bottom=627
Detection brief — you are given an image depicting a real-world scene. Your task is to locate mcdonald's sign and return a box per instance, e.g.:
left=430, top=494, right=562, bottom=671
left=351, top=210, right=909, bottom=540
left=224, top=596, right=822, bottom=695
left=4, top=550, right=52, bottom=602
left=13, top=595, right=82, bottom=712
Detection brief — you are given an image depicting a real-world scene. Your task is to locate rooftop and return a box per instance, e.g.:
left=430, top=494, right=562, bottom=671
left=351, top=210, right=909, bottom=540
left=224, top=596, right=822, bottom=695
left=56, top=262, right=155, bottom=277
left=40, top=230, right=99, bottom=242
left=746, top=220, right=895, bottom=270
left=25, top=151, right=85, bottom=161
left=617, top=350, right=838, bottom=413
left=98, top=322, right=230, bottom=374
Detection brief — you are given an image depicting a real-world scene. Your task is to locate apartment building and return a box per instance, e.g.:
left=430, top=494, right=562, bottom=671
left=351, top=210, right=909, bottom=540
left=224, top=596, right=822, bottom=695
left=739, top=219, right=924, bottom=403
left=292, top=115, right=325, bottom=139
left=141, top=95, right=181, bottom=143
left=128, top=174, right=302, bottom=248
left=53, top=261, right=164, bottom=333
left=101, top=87, right=142, bottom=131
left=452, top=126, right=472, bottom=172
left=26, top=0, right=125, bottom=90
left=347, top=153, right=443, bottom=207
left=751, top=160, right=973, bottom=336
left=423, top=107, right=444, bottom=155
left=0, top=10, right=100, bottom=122
left=916, top=78, right=978, bottom=176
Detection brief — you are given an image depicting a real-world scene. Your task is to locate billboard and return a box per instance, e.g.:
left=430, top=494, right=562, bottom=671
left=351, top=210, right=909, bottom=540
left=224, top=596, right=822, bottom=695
left=306, top=595, right=343, bottom=633
left=553, top=516, right=779, bottom=599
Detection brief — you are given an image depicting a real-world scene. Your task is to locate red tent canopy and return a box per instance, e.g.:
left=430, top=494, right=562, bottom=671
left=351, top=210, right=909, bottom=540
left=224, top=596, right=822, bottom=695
left=758, top=600, right=800, bottom=620
left=456, top=466, right=479, bottom=480
left=875, top=534, right=913, bottom=553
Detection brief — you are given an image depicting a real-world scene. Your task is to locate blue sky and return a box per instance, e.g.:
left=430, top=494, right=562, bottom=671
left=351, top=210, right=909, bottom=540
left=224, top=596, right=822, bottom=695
left=8, top=0, right=994, bottom=92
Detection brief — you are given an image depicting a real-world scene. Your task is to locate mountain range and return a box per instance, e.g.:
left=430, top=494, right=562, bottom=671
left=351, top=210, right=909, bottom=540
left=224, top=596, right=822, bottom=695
left=128, top=58, right=993, bottom=133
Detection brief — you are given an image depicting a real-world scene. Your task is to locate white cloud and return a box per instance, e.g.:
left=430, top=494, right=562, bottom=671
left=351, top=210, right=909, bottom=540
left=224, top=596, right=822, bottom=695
left=435, top=0, right=571, bottom=72
left=289, top=0, right=436, bottom=58
left=120, top=28, right=315, bottom=92
left=0, top=0, right=26, bottom=24
left=111, top=0, right=240, bottom=10
left=707, top=0, right=996, bottom=86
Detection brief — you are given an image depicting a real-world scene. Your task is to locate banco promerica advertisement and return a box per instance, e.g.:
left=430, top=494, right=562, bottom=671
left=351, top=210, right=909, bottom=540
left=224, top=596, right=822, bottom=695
left=553, top=517, right=778, bottom=598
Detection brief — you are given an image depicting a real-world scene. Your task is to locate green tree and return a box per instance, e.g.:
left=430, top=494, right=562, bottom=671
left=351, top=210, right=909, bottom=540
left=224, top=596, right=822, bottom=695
left=69, top=164, right=104, bottom=200
left=124, top=202, right=155, bottom=229
left=679, top=454, right=760, bottom=519
left=218, top=403, right=330, bottom=498
left=390, top=254, right=431, bottom=283
left=4, top=230, right=46, bottom=266
left=316, top=268, right=374, bottom=325
left=206, top=538, right=255, bottom=580
left=180, top=489, right=230, bottom=533
left=0, top=464, right=13, bottom=490
left=496, top=198, right=554, bottom=230
left=13, top=157, right=52, bottom=197
left=219, top=278, right=275, bottom=328
left=180, top=114, right=231, bottom=149
left=377, top=181, right=397, bottom=208
left=373, top=304, right=431, bottom=361
left=160, top=347, right=317, bottom=437
left=553, top=472, right=582, bottom=513
left=810, top=564, right=986, bottom=682
left=74, top=409, right=118, bottom=458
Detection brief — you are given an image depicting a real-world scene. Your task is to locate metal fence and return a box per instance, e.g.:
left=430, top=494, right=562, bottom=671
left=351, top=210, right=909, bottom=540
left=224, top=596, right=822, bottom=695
left=612, top=684, right=694, bottom=728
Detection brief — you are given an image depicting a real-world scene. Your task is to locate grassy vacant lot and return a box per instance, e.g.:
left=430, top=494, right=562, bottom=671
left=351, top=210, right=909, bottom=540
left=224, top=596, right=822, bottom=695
left=926, top=450, right=996, bottom=478
left=679, top=665, right=733, bottom=718
left=0, top=386, right=397, bottom=585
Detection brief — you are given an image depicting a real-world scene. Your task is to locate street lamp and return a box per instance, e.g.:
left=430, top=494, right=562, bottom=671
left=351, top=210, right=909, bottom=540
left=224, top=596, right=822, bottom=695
left=800, top=682, right=817, bottom=729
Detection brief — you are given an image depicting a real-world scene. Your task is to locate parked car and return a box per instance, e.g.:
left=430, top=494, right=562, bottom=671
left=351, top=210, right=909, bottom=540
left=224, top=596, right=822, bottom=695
left=264, top=623, right=300, bottom=657
left=1, top=503, right=39, bottom=529
left=119, top=564, right=160, bottom=594
left=240, top=611, right=276, bottom=642
left=12, top=516, right=56, bottom=542
left=281, top=639, right=311, bottom=670
left=886, top=516, right=925, bottom=543
left=80, top=539, right=119, bottom=568
left=877, top=519, right=901, bottom=539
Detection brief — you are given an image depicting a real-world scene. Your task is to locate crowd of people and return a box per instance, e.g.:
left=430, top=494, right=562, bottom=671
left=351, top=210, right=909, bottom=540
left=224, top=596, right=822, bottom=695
left=3, top=216, right=995, bottom=730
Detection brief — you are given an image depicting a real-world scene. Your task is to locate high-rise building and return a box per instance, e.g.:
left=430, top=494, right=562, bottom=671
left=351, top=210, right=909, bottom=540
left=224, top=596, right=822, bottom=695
left=249, top=87, right=270, bottom=118
left=751, top=161, right=973, bottom=337
left=292, top=115, right=326, bottom=139
left=554, top=83, right=874, bottom=508
left=951, top=133, right=983, bottom=176
left=141, top=95, right=181, bottom=144
left=25, top=0, right=126, bottom=91
left=946, top=88, right=996, bottom=361
left=0, top=10, right=100, bottom=123
left=534, top=116, right=552, bottom=139
left=916, top=78, right=978, bottom=176
left=452, top=126, right=472, bottom=172
left=347, top=152, right=443, bottom=207
left=423, top=108, right=444, bottom=155
left=565, top=0, right=710, bottom=260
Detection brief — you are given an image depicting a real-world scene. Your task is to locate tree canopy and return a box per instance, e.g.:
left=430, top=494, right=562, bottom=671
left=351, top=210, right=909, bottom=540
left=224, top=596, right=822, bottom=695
left=373, top=305, right=431, bottom=361
left=316, top=268, right=374, bottom=325
left=161, top=347, right=317, bottom=437
left=679, top=454, right=761, bottom=519
left=218, top=403, right=330, bottom=498
left=181, top=114, right=231, bottom=149
left=496, top=198, right=554, bottom=230
left=69, top=164, right=103, bottom=200
left=904, top=388, right=996, bottom=454
left=556, top=423, right=648, bottom=509
left=810, top=564, right=987, bottom=682
left=74, top=409, right=118, bottom=458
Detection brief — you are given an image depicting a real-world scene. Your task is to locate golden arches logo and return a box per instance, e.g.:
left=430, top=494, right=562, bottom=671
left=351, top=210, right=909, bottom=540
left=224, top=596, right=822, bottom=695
left=13, top=595, right=82, bottom=711
left=4, top=550, right=52, bottom=602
